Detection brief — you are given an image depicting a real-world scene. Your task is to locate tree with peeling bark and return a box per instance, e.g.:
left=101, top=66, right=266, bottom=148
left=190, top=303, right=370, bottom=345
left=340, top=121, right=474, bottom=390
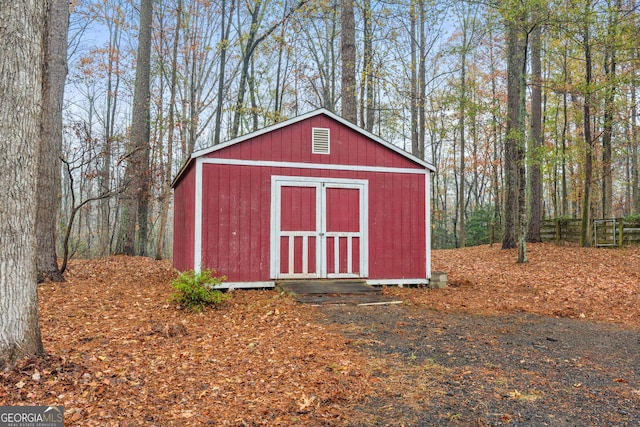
left=0, top=0, right=46, bottom=369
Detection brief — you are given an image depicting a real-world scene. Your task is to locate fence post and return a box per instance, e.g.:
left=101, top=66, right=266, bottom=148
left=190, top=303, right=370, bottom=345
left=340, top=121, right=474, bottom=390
left=489, top=222, right=494, bottom=247
left=555, top=220, right=560, bottom=245
left=619, top=218, right=624, bottom=248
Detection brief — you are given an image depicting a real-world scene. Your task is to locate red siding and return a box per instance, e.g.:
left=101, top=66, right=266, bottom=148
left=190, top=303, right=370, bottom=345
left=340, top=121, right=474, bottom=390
left=173, top=112, right=428, bottom=283
left=201, top=164, right=272, bottom=282
left=367, top=172, right=426, bottom=278
left=173, top=163, right=196, bottom=271
left=198, top=164, right=425, bottom=281
left=204, top=116, right=420, bottom=170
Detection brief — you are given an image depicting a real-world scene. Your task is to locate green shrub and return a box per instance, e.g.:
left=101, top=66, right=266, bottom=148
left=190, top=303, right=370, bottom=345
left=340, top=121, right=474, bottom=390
left=170, top=269, right=229, bottom=312
left=553, top=215, right=573, bottom=226
left=624, top=213, right=640, bottom=223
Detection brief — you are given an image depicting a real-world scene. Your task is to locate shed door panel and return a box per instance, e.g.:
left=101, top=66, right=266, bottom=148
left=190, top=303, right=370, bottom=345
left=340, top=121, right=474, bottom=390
left=279, top=186, right=318, bottom=277
left=325, top=187, right=361, bottom=277
left=271, top=177, right=367, bottom=280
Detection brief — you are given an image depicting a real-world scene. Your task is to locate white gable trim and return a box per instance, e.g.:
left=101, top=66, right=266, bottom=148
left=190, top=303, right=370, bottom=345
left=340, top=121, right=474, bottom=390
left=190, top=109, right=434, bottom=170
left=173, top=109, right=435, bottom=187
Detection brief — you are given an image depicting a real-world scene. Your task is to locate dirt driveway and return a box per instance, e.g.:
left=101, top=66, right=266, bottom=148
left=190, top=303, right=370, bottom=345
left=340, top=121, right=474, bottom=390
left=319, top=303, right=640, bottom=426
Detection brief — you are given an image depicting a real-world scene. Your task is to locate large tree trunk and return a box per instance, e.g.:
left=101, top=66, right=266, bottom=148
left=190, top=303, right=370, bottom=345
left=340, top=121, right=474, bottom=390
left=341, top=0, right=356, bottom=123
left=561, top=48, right=569, bottom=217
left=502, top=20, right=525, bottom=250
left=488, top=26, right=502, bottom=230
left=116, top=0, right=152, bottom=255
left=516, top=19, right=528, bottom=263
left=36, top=0, right=69, bottom=282
left=156, top=0, right=182, bottom=260
left=633, top=86, right=639, bottom=214
left=359, top=0, right=374, bottom=132
left=0, top=0, right=46, bottom=369
left=601, top=0, right=619, bottom=218
left=581, top=18, right=594, bottom=247
left=527, top=24, right=543, bottom=243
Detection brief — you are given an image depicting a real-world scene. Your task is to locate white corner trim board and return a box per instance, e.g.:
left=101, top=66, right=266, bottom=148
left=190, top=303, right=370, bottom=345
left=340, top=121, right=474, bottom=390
left=194, top=157, right=204, bottom=272
left=425, top=172, right=431, bottom=280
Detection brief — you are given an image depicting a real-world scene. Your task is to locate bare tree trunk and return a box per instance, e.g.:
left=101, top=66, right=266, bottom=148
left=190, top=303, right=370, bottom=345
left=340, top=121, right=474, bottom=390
left=134, top=0, right=153, bottom=256
left=561, top=49, right=569, bottom=217
left=36, top=0, right=68, bottom=282
left=214, top=0, right=232, bottom=145
left=0, top=0, right=46, bottom=369
left=633, top=86, right=639, bottom=213
left=360, top=0, right=374, bottom=131
left=488, top=26, right=502, bottom=229
left=274, top=3, right=287, bottom=118
left=418, top=1, right=426, bottom=160
left=249, top=56, right=259, bottom=131
left=341, top=0, right=356, bottom=123
left=156, top=0, right=182, bottom=260
left=581, top=14, right=594, bottom=247
left=458, top=39, right=467, bottom=248
left=516, top=22, right=528, bottom=263
left=100, top=17, right=121, bottom=256
left=601, top=0, right=619, bottom=218
left=116, top=0, right=152, bottom=255
left=527, top=24, right=542, bottom=243
left=409, top=3, right=419, bottom=156
left=502, top=20, right=525, bottom=250
left=188, top=43, right=197, bottom=154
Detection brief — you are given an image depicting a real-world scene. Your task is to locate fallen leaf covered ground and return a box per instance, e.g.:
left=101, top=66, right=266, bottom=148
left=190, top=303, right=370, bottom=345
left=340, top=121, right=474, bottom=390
left=1, top=257, right=373, bottom=426
left=1, top=243, right=639, bottom=425
left=388, top=242, right=640, bottom=327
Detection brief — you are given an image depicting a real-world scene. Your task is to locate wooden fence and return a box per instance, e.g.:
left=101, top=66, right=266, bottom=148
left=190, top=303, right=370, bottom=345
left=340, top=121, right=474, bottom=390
left=541, top=219, right=640, bottom=247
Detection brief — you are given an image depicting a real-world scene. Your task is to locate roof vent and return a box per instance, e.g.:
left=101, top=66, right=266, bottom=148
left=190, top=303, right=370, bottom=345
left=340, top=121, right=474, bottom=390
left=312, top=127, right=330, bottom=154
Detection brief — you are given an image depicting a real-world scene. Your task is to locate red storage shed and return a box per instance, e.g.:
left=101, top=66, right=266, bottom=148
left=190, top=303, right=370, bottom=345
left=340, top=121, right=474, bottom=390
left=171, top=109, right=435, bottom=288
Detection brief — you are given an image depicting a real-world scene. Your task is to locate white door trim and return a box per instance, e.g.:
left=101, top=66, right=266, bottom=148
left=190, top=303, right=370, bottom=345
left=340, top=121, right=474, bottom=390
left=270, top=176, right=368, bottom=280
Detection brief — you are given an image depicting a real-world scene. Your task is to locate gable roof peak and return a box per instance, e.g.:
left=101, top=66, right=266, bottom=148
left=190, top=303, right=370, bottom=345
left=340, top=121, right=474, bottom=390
left=172, top=109, right=435, bottom=187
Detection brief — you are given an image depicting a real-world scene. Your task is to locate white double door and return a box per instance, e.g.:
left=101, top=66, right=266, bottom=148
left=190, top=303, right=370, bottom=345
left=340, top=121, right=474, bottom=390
left=270, top=176, right=368, bottom=280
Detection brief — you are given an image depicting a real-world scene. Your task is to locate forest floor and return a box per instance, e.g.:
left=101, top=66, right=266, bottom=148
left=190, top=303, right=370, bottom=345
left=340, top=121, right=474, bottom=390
left=1, top=243, right=639, bottom=426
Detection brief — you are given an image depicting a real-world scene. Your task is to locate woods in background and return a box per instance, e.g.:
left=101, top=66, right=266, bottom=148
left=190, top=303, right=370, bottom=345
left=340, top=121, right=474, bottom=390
left=60, top=0, right=639, bottom=258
